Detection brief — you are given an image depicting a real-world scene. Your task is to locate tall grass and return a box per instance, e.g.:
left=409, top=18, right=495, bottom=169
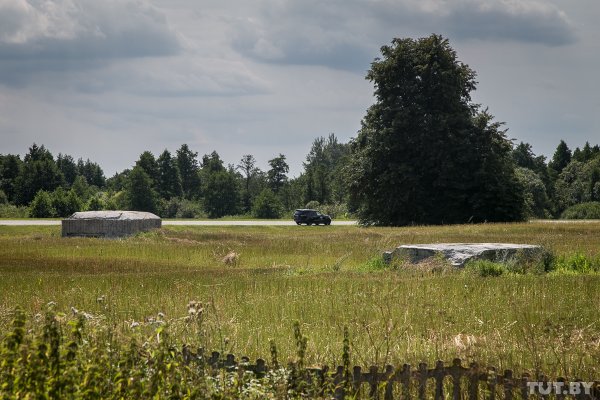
left=0, top=223, right=599, bottom=378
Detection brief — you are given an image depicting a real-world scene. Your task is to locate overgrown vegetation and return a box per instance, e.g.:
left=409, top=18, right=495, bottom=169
left=1, top=222, right=600, bottom=382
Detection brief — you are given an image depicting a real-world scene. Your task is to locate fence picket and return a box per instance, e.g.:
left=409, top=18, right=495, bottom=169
left=177, top=347, right=599, bottom=400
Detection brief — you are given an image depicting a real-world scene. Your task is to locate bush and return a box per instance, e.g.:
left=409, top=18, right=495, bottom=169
left=29, top=191, right=55, bottom=218
left=0, top=204, right=29, bottom=218
left=86, top=195, right=105, bottom=211
left=159, top=198, right=204, bottom=218
left=561, top=202, right=600, bottom=219
left=253, top=189, right=283, bottom=219
left=176, top=200, right=204, bottom=218
left=51, top=188, right=82, bottom=217
left=553, top=253, right=600, bottom=274
left=304, top=200, right=320, bottom=209
left=465, top=260, right=508, bottom=277
left=319, top=203, right=349, bottom=219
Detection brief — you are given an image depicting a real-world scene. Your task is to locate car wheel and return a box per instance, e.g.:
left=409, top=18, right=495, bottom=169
left=326, top=221, right=331, bottom=226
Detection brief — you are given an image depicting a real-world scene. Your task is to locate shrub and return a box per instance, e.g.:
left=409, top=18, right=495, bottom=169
left=465, top=260, right=508, bottom=277
left=51, top=188, right=82, bottom=217
left=561, top=202, right=600, bottom=219
left=29, top=190, right=55, bottom=218
left=304, top=200, right=320, bottom=210
left=553, top=253, right=600, bottom=274
left=319, top=203, right=348, bottom=219
left=358, top=256, right=387, bottom=272
left=85, top=195, right=105, bottom=211
left=252, top=189, right=283, bottom=219
left=176, top=200, right=203, bottom=218
left=0, top=204, right=29, bottom=218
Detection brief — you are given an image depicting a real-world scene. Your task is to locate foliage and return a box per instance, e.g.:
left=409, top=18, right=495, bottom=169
left=0, top=204, right=29, bottom=218
left=347, top=35, right=524, bottom=225
left=156, top=149, right=183, bottom=200
left=267, top=154, right=289, bottom=194
left=29, top=190, right=55, bottom=218
left=464, top=260, right=508, bottom=277
left=252, top=189, right=283, bottom=219
left=515, top=167, right=552, bottom=219
left=554, top=158, right=600, bottom=213
left=15, top=144, right=64, bottom=205
left=125, top=166, right=158, bottom=214
left=50, top=188, right=83, bottom=217
left=303, top=134, right=349, bottom=204
left=548, top=140, right=572, bottom=177
left=76, top=158, right=106, bottom=188
left=561, top=202, right=600, bottom=219
left=159, top=198, right=204, bottom=218
left=237, top=154, right=265, bottom=213
left=176, top=144, right=201, bottom=199
left=0, top=154, right=22, bottom=203
left=552, top=252, right=600, bottom=274
left=85, top=195, right=105, bottom=211
left=202, top=170, right=240, bottom=218
left=2, top=223, right=600, bottom=377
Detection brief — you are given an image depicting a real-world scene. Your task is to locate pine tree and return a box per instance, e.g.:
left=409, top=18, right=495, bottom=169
left=156, top=150, right=182, bottom=200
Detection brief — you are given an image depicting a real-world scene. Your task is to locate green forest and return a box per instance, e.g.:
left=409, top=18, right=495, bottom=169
left=1, top=35, right=599, bottom=224
left=1, top=136, right=599, bottom=223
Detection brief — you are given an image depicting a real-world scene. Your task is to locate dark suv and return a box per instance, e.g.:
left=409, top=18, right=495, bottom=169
left=293, top=209, right=332, bottom=225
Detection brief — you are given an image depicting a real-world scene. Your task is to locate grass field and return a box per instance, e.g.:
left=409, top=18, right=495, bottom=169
left=1, top=222, right=599, bottom=379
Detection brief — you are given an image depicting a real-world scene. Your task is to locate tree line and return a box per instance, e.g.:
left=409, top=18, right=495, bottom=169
left=0, top=136, right=598, bottom=221
left=1, top=35, right=599, bottom=224
left=0, top=134, right=350, bottom=220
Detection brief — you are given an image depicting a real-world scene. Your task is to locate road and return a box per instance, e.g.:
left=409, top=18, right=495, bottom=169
left=0, top=219, right=358, bottom=226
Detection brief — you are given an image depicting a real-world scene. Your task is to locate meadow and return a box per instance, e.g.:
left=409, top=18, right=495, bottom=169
left=1, top=221, right=599, bottom=381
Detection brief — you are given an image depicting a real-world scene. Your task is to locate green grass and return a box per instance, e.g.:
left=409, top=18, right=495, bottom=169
left=1, top=222, right=599, bottom=379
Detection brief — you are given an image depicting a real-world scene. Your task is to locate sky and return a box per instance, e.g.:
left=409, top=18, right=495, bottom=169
left=0, top=0, right=598, bottom=177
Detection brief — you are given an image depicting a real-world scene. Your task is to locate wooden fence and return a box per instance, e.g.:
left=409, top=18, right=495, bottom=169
left=182, top=347, right=599, bottom=399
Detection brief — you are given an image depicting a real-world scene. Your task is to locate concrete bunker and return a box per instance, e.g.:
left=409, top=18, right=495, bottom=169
left=62, top=211, right=161, bottom=238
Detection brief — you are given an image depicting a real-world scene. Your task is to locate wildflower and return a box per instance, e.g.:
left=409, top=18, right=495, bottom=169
left=130, top=321, right=140, bottom=328
left=71, top=306, right=79, bottom=316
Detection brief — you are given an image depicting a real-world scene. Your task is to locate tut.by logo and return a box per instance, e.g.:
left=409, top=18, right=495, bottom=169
left=527, top=381, right=595, bottom=396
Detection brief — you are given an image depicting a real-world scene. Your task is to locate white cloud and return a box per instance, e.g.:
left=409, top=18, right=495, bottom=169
left=0, top=0, right=181, bottom=63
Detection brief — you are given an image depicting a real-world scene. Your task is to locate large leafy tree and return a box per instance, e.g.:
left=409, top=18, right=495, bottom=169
left=346, top=35, right=524, bottom=225
left=200, top=152, right=239, bottom=218
left=125, top=166, right=158, bottom=213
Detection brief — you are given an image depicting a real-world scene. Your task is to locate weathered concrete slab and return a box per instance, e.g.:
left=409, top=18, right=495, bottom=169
left=383, top=243, right=543, bottom=267
left=62, top=211, right=161, bottom=238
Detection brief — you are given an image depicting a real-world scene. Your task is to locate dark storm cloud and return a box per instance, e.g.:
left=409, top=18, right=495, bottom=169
left=232, top=0, right=577, bottom=72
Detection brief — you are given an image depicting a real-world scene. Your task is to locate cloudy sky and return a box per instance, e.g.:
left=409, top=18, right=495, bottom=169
left=1, top=0, right=598, bottom=176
